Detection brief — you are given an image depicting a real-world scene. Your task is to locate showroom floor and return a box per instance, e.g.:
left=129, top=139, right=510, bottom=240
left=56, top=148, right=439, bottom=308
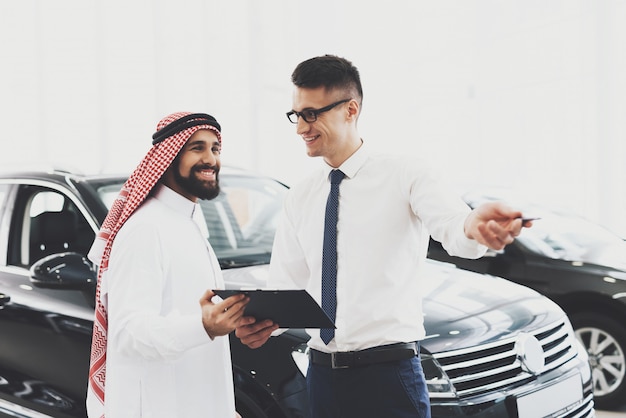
left=597, top=404, right=626, bottom=417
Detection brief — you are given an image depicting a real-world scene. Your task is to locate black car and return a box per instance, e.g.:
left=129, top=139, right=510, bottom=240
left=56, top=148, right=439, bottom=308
left=428, top=189, right=626, bottom=409
left=0, top=169, right=594, bottom=418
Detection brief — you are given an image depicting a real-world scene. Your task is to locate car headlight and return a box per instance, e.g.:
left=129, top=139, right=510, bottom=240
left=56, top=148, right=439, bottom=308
left=565, top=316, right=592, bottom=387
left=562, top=316, right=592, bottom=384
left=421, top=352, right=456, bottom=398
left=291, top=343, right=310, bottom=377
left=574, top=338, right=592, bottom=384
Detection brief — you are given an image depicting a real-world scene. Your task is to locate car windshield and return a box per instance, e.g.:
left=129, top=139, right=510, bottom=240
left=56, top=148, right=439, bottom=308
left=517, top=210, right=626, bottom=269
left=88, top=172, right=288, bottom=269
left=465, top=192, right=626, bottom=270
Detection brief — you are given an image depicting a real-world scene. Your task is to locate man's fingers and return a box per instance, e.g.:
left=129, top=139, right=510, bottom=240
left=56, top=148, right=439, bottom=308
left=235, top=320, right=277, bottom=338
left=475, top=222, right=504, bottom=250
left=235, top=316, right=256, bottom=327
left=220, top=295, right=249, bottom=318
left=239, top=328, right=275, bottom=349
left=199, top=289, right=217, bottom=306
left=217, top=293, right=247, bottom=311
left=246, top=339, right=268, bottom=350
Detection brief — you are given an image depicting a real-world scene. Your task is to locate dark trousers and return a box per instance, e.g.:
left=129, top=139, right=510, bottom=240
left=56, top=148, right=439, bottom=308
left=306, top=354, right=431, bottom=418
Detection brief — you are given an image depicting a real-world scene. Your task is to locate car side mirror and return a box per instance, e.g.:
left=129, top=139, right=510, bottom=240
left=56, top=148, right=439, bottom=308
left=30, top=252, right=97, bottom=290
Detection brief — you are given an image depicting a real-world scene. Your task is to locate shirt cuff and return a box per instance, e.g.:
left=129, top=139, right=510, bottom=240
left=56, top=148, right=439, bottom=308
left=455, top=235, right=488, bottom=259
left=449, top=215, right=488, bottom=259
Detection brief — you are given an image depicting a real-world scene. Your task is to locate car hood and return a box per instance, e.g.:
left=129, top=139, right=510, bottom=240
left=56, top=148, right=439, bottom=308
left=569, top=242, right=626, bottom=273
left=223, top=261, right=566, bottom=355
left=420, top=260, right=565, bottom=353
left=222, top=264, right=272, bottom=289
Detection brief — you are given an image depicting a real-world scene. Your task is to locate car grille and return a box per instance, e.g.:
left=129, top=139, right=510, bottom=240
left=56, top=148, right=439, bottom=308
left=432, top=318, right=594, bottom=417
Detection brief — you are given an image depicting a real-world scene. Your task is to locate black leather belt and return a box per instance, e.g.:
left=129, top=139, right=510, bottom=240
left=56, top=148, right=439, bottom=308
left=309, top=342, right=418, bottom=369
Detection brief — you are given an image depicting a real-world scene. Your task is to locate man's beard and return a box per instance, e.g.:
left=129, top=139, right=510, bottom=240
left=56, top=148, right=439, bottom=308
left=174, top=163, right=221, bottom=201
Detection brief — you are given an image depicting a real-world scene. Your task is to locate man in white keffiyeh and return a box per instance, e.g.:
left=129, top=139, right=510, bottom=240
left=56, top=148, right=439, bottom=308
left=87, top=112, right=251, bottom=417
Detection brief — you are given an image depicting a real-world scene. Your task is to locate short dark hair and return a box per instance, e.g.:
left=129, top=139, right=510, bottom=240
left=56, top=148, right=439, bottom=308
left=291, top=55, right=363, bottom=104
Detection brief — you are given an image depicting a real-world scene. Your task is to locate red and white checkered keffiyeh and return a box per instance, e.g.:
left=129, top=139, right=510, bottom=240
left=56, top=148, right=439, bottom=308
left=87, top=111, right=221, bottom=417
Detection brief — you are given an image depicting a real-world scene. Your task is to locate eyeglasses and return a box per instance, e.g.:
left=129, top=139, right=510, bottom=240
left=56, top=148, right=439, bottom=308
left=286, top=99, right=351, bottom=124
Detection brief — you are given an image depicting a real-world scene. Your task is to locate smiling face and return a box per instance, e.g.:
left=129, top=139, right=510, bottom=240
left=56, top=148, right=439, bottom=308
left=162, top=129, right=222, bottom=201
left=292, top=86, right=361, bottom=168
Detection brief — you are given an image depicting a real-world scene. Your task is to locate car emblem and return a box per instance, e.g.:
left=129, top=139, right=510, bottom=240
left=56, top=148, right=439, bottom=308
left=515, top=333, right=545, bottom=375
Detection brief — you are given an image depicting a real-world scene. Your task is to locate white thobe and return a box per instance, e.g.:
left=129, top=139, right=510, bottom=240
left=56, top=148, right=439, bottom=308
left=92, top=184, right=235, bottom=417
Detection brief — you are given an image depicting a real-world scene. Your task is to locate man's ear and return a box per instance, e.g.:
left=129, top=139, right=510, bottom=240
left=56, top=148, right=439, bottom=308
left=346, top=99, right=359, bottom=122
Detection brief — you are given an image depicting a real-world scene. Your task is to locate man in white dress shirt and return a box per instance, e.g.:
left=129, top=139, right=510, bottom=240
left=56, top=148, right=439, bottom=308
left=234, top=56, right=533, bottom=417
left=87, top=112, right=252, bottom=417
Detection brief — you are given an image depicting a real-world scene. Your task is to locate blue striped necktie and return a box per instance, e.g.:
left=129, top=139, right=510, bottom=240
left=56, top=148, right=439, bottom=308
left=320, top=169, right=345, bottom=344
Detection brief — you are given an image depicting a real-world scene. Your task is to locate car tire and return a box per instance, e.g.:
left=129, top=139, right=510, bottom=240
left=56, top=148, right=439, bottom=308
left=571, top=312, right=626, bottom=409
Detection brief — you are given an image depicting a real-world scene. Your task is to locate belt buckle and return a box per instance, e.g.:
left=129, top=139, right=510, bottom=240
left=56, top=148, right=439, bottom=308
left=331, top=352, right=351, bottom=369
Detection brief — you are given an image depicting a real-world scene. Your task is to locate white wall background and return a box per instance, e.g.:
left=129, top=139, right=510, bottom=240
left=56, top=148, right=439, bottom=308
left=1, top=0, right=625, bottom=237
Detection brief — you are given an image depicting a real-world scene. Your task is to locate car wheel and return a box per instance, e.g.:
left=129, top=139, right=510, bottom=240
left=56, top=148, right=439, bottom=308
left=571, top=312, right=626, bottom=409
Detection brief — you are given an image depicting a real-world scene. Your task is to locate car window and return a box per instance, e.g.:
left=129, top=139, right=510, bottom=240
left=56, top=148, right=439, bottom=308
left=89, top=174, right=287, bottom=268
left=0, top=184, right=8, bottom=218
left=30, top=190, right=65, bottom=215
left=8, top=185, right=95, bottom=267
left=199, top=175, right=286, bottom=266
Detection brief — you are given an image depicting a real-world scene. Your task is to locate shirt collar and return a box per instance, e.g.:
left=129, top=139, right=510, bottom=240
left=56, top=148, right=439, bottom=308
left=152, top=183, right=199, bottom=219
left=323, top=140, right=369, bottom=180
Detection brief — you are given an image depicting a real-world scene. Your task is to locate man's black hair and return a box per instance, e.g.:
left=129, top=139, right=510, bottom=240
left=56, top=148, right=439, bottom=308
left=291, top=55, right=363, bottom=104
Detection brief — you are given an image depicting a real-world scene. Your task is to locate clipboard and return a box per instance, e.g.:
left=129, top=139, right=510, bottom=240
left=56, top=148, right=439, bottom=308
left=213, top=289, right=335, bottom=329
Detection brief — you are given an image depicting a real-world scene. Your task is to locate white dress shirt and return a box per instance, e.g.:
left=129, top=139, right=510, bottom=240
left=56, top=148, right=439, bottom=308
left=95, top=184, right=235, bottom=417
left=269, top=144, right=486, bottom=353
